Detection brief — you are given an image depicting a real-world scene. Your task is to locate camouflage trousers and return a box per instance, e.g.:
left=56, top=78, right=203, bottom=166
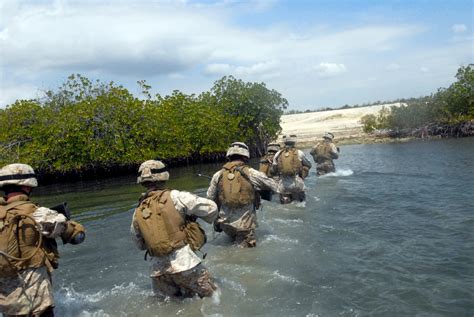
left=221, top=223, right=257, bottom=248
left=151, top=264, right=216, bottom=299
left=316, top=161, right=335, bottom=175
left=0, top=266, right=54, bottom=316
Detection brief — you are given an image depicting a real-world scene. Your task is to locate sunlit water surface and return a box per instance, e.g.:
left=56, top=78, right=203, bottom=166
left=31, top=138, right=474, bottom=316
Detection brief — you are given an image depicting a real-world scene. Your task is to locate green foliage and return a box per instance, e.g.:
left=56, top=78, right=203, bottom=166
left=209, top=76, right=287, bottom=156
left=360, top=114, right=378, bottom=133
left=0, top=74, right=285, bottom=176
left=361, top=65, right=474, bottom=133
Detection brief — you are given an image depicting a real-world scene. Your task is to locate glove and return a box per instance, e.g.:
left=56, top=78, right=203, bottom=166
left=61, top=221, right=86, bottom=245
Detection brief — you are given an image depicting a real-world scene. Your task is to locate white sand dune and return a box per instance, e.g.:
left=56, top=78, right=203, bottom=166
left=279, top=103, right=403, bottom=145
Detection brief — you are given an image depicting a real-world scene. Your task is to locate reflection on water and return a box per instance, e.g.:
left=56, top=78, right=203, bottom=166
left=29, top=138, right=474, bottom=316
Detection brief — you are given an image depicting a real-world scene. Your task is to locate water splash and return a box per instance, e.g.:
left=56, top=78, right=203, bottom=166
left=269, top=270, right=301, bottom=285
left=319, top=168, right=353, bottom=178
left=272, top=218, right=304, bottom=225
left=262, top=234, right=299, bottom=245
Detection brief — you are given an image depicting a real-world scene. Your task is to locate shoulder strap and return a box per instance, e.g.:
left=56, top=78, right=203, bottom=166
left=0, top=200, right=31, bottom=219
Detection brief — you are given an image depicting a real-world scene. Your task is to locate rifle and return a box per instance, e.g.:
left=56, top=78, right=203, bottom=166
left=196, top=173, right=212, bottom=180
left=49, top=202, right=71, bottom=220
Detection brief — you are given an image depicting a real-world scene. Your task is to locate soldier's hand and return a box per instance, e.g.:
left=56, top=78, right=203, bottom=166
left=213, top=220, right=223, bottom=232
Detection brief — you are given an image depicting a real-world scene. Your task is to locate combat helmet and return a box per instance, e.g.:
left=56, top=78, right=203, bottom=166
left=283, top=134, right=297, bottom=146
left=226, top=142, right=250, bottom=159
left=0, top=163, right=38, bottom=189
left=323, top=132, right=334, bottom=140
left=137, top=160, right=169, bottom=184
left=267, top=142, right=280, bottom=153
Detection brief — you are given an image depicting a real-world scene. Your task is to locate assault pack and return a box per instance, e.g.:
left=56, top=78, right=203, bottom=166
left=0, top=201, right=45, bottom=277
left=218, top=161, right=256, bottom=208
left=311, top=143, right=333, bottom=163
left=259, top=154, right=275, bottom=177
left=134, top=189, right=206, bottom=257
left=277, top=148, right=303, bottom=176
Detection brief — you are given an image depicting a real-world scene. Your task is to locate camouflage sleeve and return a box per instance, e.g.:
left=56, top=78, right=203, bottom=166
left=206, top=170, right=222, bottom=202
left=272, top=150, right=282, bottom=166
left=130, top=213, right=147, bottom=250
left=171, top=190, right=218, bottom=224
left=32, top=207, right=67, bottom=238
left=298, top=150, right=312, bottom=168
left=330, top=143, right=339, bottom=159
left=248, top=168, right=279, bottom=193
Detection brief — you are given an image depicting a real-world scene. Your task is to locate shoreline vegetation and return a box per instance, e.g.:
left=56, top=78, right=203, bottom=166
left=1, top=65, right=472, bottom=182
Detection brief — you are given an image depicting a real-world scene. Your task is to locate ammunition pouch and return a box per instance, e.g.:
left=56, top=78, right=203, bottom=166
left=183, top=221, right=207, bottom=251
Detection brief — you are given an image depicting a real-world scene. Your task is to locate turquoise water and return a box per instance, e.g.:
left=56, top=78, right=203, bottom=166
left=31, top=138, right=474, bottom=316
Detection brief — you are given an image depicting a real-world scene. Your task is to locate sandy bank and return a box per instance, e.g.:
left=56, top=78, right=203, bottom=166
left=278, top=103, right=404, bottom=147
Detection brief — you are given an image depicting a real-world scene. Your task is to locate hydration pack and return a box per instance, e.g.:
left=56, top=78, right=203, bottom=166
left=0, top=201, right=45, bottom=277
left=134, top=190, right=207, bottom=256
left=312, top=142, right=333, bottom=163
left=277, top=148, right=302, bottom=176
left=218, top=161, right=255, bottom=208
left=259, top=154, right=274, bottom=177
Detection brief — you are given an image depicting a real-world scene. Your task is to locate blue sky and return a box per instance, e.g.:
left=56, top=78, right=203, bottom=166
left=0, top=0, right=472, bottom=110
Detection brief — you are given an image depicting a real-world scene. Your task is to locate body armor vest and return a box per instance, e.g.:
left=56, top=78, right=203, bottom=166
left=277, top=148, right=303, bottom=176
left=134, top=190, right=187, bottom=257
left=218, top=161, right=255, bottom=208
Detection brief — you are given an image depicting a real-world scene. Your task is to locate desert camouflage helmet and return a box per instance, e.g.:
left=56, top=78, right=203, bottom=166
left=267, top=142, right=280, bottom=153
left=323, top=132, right=334, bottom=140
left=137, top=160, right=169, bottom=184
left=0, top=163, right=38, bottom=188
left=283, top=134, right=297, bottom=145
left=226, top=142, right=250, bottom=158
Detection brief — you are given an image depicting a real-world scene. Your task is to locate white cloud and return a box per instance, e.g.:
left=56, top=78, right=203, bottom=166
left=420, top=67, right=429, bottom=73
left=314, top=63, right=347, bottom=78
left=452, top=24, right=467, bottom=33
left=204, top=63, right=232, bottom=75
left=386, top=63, right=401, bottom=71
left=204, top=61, right=280, bottom=78
left=0, top=1, right=470, bottom=109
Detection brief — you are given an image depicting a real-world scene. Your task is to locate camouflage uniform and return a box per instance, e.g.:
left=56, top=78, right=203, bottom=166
left=0, top=195, right=67, bottom=316
left=207, top=165, right=278, bottom=248
left=131, top=160, right=218, bottom=299
left=310, top=137, right=339, bottom=176
left=0, top=163, right=84, bottom=317
left=272, top=148, right=312, bottom=203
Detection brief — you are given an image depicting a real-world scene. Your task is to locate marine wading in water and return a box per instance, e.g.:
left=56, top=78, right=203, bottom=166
left=130, top=160, right=218, bottom=299
left=207, top=142, right=279, bottom=248
left=310, top=132, right=339, bottom=176
left=0, top=164, right=85, bottom=317
left=272, top=135, right=312, bottom=204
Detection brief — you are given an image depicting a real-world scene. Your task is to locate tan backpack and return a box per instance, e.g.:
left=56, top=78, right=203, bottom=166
left=134, top=190, right=187, bottom=257
left=259, top=154, right=274, bottom=177
left=218, top=161, right=255, bottom=208
left=134, top=190, right=207, bottom=256
left=312, top=142, right=332, bottom=163
left=277, top=148, right=302, bottom=176
left=0, top=201, right=44, bottom=277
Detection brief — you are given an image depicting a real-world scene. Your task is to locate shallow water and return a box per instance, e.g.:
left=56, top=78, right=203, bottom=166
left=31, top=138, right=474, bottom=316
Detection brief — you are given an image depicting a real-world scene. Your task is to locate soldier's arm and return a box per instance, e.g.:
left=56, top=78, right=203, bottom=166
left=248, top=169, right=279, bottom=193
left=330, top=143, right=339, bottom=159
left=171, top=190, right=218, bottom=224
left=298, top=150, right=312, bottom=168
left=206, top=171, right=221, bottom=202
left=130, top=215, right=147, bottom=250
left=32, top=207, right=67, bottom=238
